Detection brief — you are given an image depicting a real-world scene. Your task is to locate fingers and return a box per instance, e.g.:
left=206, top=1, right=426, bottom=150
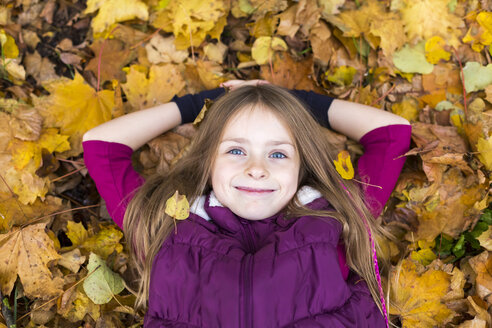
left=220, top=79, right=270, bottom=90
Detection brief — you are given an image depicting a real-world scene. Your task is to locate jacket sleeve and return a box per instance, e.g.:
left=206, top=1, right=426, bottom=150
left=337, top=124, right=411, bottom=281
left=82, top=140, right=145, bottom=230
left=357, top=124, right=412, bottom=218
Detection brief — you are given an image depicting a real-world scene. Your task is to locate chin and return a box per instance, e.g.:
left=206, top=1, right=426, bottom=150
left=234, top=209, right=276, bottom=221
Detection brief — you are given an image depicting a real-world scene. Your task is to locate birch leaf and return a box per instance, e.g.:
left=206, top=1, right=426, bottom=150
left=83, top=253, right=124, bottom=304
left=165, top=191, right=190, bottom=220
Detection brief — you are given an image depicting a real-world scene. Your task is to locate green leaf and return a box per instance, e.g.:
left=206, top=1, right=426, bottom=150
left=464, top=232, right=481, bottom=250
left=462, top=62, right=492, bottom=93
left=470, top=221, right=489, bottom=238
left=83, top=253, right=125, bottom=305
left=393, top=42, right=434, bottom=74
left=452, top=234, right=465, bottom=259
left=480, top=209, right=492, bottom=225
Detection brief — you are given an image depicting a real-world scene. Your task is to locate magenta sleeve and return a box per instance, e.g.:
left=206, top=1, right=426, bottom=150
left=357, top=124, right=412, bottom=218
left=337, top=124, right=411, bottom=280
left=82, top=140, right=145, bottom=229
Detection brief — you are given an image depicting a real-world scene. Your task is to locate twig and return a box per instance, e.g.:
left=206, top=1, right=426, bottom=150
left=1, top=290, right=16, bottom=328
left=371, top=84, right=396, bottom=107
left=130, top=28, right=162, bottom=50
left=49, top=166, right=85, bottom=183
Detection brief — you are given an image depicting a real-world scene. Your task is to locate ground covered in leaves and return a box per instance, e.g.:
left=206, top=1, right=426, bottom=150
left=0, top=0, right=491, bottom=327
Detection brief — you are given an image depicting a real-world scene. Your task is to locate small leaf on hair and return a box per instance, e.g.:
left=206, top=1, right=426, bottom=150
left=333, top=150, right=354, bottom=180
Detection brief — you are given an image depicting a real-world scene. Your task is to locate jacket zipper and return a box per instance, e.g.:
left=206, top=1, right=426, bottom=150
left=240, top=222, right=255, bottom=328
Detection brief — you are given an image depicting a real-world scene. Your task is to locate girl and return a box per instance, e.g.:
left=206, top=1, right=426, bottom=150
left=82, top=80, right=411, bottom=327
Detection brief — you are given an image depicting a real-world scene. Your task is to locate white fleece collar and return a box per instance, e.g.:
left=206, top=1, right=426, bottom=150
left=190, top=186, right=322, bottom=221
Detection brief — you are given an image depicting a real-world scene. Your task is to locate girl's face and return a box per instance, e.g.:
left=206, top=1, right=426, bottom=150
left=211, top=106, right=301, bottom=220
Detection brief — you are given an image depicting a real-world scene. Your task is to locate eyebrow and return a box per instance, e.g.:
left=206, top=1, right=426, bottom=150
left=221, top=137, right=294, bottom=147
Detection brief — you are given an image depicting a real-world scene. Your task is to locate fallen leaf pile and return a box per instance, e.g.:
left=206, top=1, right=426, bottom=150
left=0, top=0, right=491, bottom=327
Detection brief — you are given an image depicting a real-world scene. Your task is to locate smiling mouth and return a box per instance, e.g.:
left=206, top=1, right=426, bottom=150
left=235, top=186, right=275, bottom=193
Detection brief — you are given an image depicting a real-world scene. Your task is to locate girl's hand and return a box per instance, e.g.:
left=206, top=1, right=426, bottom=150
left=220, top=79, right=269, bottom=91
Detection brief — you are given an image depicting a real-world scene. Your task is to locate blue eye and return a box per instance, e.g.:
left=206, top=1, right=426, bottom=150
left=228, top=149, right=244, bottom=155
left=270, top=152, right=286, bottom=159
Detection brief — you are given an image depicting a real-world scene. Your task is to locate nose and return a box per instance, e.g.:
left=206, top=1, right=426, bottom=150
left=245, top=157, right=269, bottom=179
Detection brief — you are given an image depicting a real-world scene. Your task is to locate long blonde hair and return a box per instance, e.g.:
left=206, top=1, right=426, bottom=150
left=124, top=84, right=389, bottom=314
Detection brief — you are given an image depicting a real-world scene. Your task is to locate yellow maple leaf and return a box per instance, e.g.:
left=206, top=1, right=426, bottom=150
left=121, top=64, right=185, bottom=111
left=251, top=36, right=288, bottom=65
left=333, top=150, right=354, bottom=180
left=389, top=258, right=458, bottom=327
left=391, top=98, right=419, bottom=121
left=476, top=137, right=492, bottom=170
left=332, top=0, right=386, bottom=38
left=32, top=73, right=114, bottom=156
left=151, top=0, right=229, bottom=50
left=425, top=36, right=451, bottom=64
left=66, top=221, right=89, bottom=247
left=81, top=225, right=123, bottom=260
left=400, top=0, right=463, bottom=46
left=0, top=223, right=63, bottom=299
left=8, top=128, right=70, bottom=170
left=369, top=17, right=406, bottom=58
left=463, top=12, right=492, bottom=52
left=84, top=0, right=148, bottom=35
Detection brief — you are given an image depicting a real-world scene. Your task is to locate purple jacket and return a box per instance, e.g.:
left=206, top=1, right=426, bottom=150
left=83, top=124, right=411, bottom=327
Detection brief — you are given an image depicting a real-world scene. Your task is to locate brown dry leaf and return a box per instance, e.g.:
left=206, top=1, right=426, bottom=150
left=0, top=223, right=63, bottom=299
left=309, top=21, right=334, bottom=65
left=58, top=284, right=101, bottom=322
left=276, top=4, right=299, bottom=38
left=260, top=52, right=322, bottom=92
left=24, top=51, right=58, bottom=83
left=468, top=251, right=492, bottom=304
left=121, top=64, right=185, bottom=111
left=58, top=249, right=86, bottom=273
left=8, top=103, right=43, bottom=141
left=86, top=39, right=135, bottom=83
left=422, top=63, right=462, bottom=95
left=407, top=167, right=483, bottom=241
left=389, top=258, right=460, bottom=327
left=293, top=0, right=321, bottom=37
left=147, top=132, right=190, bottom=174
left=485, top=85, right=492, bottom=104
left=0, top=193, right=63, bottom=232
left=195, top=60, right=229, bottom=89
left=249, top=0, right=288, bottom=18
left=145, top=34, right=189, bottom=64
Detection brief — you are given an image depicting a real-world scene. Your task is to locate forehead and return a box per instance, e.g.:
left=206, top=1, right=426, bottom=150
left=221, top=106, right=294, bottom=143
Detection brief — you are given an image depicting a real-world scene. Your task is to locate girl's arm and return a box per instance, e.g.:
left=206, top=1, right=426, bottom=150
left=328, top=99, right=410, bottom=141
left=82, top=102, right=182, bottom=151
